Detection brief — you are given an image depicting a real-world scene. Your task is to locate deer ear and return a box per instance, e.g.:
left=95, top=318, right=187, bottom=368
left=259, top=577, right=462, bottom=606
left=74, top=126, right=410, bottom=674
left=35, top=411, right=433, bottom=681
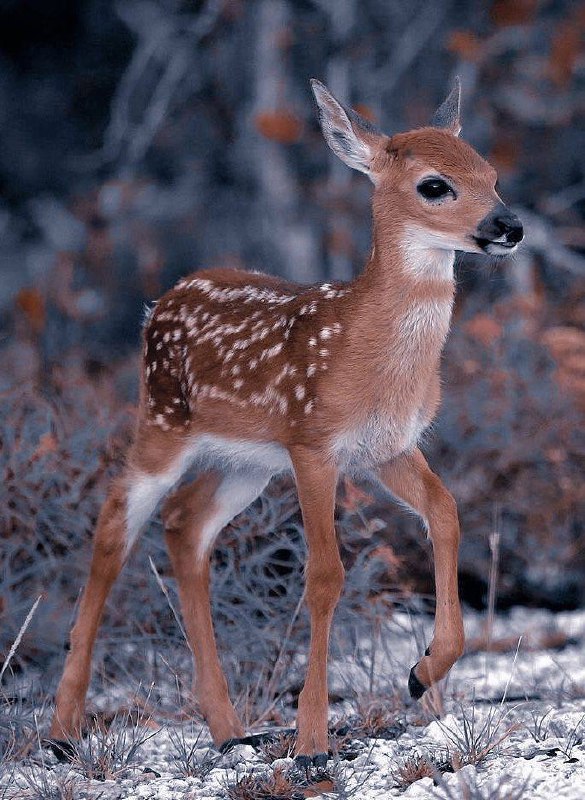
left=431, top=77, right=461, bottom=136
left=310, top=79, right=382, bottom=181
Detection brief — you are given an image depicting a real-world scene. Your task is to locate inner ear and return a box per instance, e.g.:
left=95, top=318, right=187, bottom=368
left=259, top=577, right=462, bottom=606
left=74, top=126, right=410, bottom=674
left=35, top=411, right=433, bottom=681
left=431, top=77, right=461, bottom=136
left=311, top=79, right=383, bottom=181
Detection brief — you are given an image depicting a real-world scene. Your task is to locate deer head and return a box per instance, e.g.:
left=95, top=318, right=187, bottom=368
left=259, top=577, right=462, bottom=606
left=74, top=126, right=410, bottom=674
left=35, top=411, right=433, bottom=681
left=311, top=78, right=523, bottom=259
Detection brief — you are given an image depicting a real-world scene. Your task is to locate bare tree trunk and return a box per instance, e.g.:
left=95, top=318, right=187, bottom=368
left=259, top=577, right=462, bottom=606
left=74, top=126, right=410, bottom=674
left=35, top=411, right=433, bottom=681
left=324, top=0, right=356, bottom=281
left=252, top=0, right=320, bottom=283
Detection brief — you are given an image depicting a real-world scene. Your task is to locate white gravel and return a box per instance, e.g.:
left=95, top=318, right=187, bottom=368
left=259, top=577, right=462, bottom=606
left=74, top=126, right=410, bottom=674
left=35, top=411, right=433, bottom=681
left=3, top=607, right=585, bottom=798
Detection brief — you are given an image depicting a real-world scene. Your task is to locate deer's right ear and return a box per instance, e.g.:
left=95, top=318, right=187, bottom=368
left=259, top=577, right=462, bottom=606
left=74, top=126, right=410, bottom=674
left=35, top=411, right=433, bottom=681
left=310, top=79, right=381, bottom=182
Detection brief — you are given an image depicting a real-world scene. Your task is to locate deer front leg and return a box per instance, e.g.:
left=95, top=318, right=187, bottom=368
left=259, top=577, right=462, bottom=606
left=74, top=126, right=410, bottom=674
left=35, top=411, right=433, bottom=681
left=290, top=446, right=343, bottom=766
left=376, top=448, right=464, bottom=697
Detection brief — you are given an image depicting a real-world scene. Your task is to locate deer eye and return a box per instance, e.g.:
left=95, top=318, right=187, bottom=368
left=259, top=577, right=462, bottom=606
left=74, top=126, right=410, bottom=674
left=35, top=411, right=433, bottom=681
left=417, top=177, right=456, bottom=202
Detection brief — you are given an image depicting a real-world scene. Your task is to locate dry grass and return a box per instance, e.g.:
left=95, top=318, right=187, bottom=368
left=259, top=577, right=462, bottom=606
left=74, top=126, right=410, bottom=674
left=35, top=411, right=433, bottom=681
left=332, top=699, right=406, bottom=741
left=437, top=701, right=520, bottom=768
left=257, top=731, right=297, bottom=763
left=432, top=770, right=528, bottom=800
left=51, top=702, right=159, bottom=781
left=392, top=750, right=453, bottom=789
left=10, top=766, right=79, bottom=800
left=167, top=721, right=221, bottom=778
left=226, top=770, right=298, bottom=800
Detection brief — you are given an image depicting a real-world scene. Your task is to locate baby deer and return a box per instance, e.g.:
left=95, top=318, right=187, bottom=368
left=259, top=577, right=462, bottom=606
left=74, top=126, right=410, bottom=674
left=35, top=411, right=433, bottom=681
left=50, top=78, right=523, bottom=765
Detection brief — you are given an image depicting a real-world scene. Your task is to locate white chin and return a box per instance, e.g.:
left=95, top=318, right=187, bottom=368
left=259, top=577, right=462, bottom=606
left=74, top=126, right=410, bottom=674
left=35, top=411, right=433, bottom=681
left=484, top=242, right=518, bottom=256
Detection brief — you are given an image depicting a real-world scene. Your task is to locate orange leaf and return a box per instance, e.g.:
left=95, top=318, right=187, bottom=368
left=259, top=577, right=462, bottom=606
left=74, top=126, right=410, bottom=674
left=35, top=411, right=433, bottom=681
left=255, top=110, right=303, bottom=144
left=549, top=20, right=583, bottom=89
left=354, top=103, right=377, bottom=123
left=340, top=477, right=374, bottom=512
left=303, top=781, right=335, bottom=797
left=542, top=326, right=585, bottom=409
left=33, top=433, right=58, bottom=460
left=371, top=545, right=402, bottom=573
left=447, top=30, right=483, bottom=62
left=490, top=0, right=537, bottom=27
left=489, top=133, right=519, bottom=172
left=463, top=314, right=502, bottom=346
left=16, top=288, right=46, bottom=334
left=327, top=227, right=353, bottom=257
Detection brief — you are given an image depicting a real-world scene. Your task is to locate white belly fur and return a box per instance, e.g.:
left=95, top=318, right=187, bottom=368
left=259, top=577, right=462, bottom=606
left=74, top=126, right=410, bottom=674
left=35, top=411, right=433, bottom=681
left=184, top=415, right=427, bottom=477
left=146, top=414, right=427, bottom=498
left=331, top=410, right=429, bottom=469
left=126, top=421, right=424, bottom=554
left=184, top=434, right=293, bottom=475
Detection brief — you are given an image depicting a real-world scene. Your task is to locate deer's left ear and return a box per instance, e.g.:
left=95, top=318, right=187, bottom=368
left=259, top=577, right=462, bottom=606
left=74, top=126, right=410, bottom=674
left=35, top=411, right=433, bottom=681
left=431, top=77, right=461, bottom=136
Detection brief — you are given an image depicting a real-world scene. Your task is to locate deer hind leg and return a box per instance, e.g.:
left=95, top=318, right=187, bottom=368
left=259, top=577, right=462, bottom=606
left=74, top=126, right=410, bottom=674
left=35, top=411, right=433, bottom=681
left=50, top=447, right=190, bottom=743
left=376, top=448, right=464, bottom=698
left=162, top=468, right=271, bottom=748
left=289, top=446, right=343, bottom=765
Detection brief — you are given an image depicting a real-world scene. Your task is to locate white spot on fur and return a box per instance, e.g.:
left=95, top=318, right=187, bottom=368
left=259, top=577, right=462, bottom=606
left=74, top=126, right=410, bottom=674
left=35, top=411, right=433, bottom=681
left=260, top=342, right=283, bottom=360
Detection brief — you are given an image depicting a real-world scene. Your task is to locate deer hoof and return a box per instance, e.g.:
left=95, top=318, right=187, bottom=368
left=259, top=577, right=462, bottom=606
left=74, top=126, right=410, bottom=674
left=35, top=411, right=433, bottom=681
left=312, top=752, right=328, bottom=768
left=408, top=665, right=427, bottom=699
left=44, top=738, right=77, bottom=762
left=295, top=754, right=313, bottom=770
left=219, top=736, right=246, bottom=754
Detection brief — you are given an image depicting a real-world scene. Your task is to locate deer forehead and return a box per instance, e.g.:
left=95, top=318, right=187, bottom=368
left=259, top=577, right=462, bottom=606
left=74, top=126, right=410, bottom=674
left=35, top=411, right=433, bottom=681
left=385, top=129, right=497, bottom=187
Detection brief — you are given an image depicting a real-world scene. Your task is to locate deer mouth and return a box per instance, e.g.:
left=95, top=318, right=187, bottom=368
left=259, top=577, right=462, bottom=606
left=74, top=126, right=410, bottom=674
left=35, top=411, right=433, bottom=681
left=472, top=236, right=519, bottom=255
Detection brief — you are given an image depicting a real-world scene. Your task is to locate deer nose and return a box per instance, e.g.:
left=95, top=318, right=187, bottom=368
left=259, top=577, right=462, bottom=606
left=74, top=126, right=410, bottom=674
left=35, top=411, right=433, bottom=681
left=477, top=205, right=524, bottom=246
left=492, top=212, right=524, bottom=244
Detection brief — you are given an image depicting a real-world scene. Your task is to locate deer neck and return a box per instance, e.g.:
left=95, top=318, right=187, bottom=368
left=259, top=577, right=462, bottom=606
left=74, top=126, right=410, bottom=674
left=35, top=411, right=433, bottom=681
left=348, top=217, right=456, bottom=381
left=364, top=214, right=456, bottom=294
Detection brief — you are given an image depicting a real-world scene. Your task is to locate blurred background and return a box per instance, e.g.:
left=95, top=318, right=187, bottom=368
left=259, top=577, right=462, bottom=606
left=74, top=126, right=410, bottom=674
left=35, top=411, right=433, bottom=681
left=0, top=0, right=584, bottom=679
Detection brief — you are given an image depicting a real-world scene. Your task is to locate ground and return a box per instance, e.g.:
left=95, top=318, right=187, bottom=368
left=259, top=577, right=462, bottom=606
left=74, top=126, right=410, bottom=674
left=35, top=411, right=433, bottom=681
left=3, top=607, right=585, bottom=799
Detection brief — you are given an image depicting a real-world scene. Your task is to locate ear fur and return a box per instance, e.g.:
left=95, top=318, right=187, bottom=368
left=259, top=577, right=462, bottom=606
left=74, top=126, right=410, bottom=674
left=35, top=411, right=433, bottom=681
left=431, top=77, right=461, bottom=136
left=310, top=78, right=381, bottom=180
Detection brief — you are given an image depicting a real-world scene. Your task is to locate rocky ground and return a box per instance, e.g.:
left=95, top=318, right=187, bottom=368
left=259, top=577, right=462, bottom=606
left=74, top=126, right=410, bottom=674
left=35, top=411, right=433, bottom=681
left=3, top=607, right=585, bottom=799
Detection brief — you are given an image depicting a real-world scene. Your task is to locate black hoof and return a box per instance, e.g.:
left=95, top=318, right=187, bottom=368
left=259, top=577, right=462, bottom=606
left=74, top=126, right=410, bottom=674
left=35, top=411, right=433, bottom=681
left=408, top=666, right=427, bottom=699
left=295, top=754, right=313, bottom=770
left=220, top=728, right=296, bottom=753
left=313, top=752, right=328, bottom=768
left=44, top=738, right=77, bottom=762
left=219, top=736, right=248, bottom=754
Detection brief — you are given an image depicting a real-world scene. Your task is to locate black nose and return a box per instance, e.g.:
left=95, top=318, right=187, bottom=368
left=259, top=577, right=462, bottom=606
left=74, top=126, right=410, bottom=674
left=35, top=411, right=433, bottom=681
left=493, top=212, right=524, bottom=244
left=477, top=205, right=524, bottom=245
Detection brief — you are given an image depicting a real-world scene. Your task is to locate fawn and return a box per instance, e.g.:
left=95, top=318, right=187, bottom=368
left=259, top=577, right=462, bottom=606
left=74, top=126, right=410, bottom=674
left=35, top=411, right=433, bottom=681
left=50, top=78, right=523, bottom=765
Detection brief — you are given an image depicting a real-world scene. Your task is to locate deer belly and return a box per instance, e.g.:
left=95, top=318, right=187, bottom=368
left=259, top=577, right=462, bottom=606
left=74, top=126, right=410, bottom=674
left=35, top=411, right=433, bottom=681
left=179, top=434, right=293, bottom=476
left=332, top=411, right=429, bottom=469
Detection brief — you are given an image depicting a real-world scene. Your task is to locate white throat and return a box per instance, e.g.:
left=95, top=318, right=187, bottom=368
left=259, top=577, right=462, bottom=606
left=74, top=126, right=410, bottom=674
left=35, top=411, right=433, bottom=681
left=400, top=227, right=456, bottom=282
